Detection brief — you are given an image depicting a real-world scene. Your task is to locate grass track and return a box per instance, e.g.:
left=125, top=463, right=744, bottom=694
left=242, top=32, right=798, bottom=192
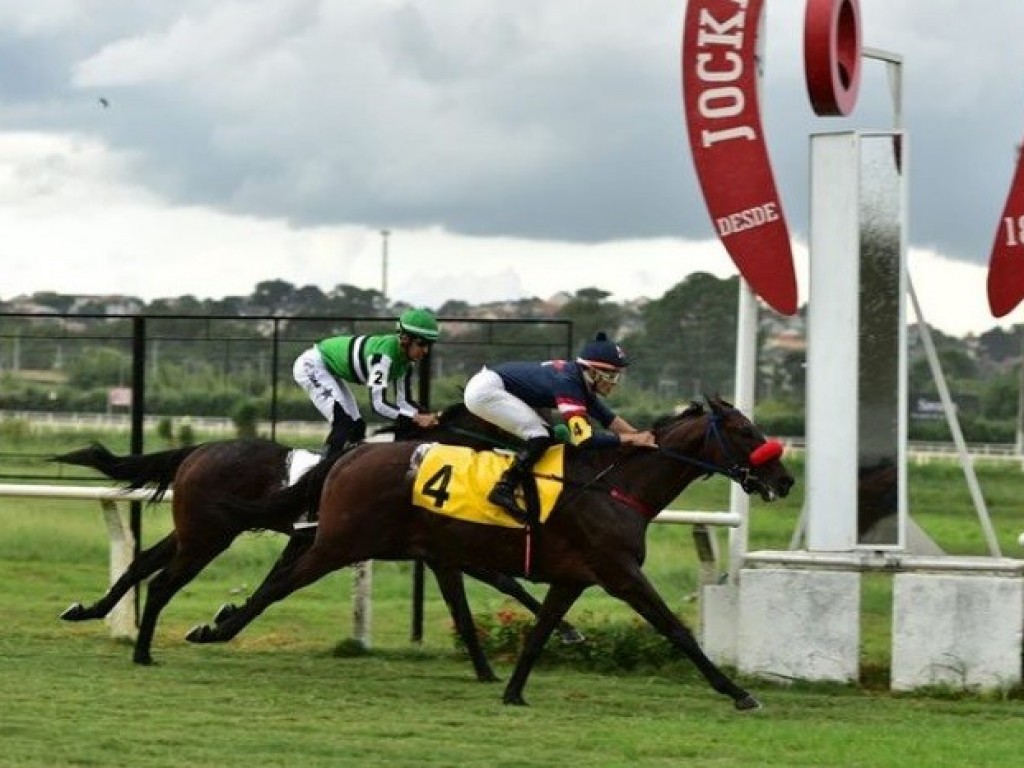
left=3, top=452, right=1024, bottom=766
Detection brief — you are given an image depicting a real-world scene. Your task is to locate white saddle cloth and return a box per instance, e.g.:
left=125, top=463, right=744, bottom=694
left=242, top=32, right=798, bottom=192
left=286, top=449, right=323, bottom=487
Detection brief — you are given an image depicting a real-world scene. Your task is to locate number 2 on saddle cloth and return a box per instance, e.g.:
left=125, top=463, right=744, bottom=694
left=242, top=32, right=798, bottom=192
left=411, top=444, right=565, bottom=528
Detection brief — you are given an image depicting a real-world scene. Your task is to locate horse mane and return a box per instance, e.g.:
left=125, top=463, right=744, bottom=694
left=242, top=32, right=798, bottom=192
left=374, top=401, right=520, bottom=451
left=372, top=402, right=470, bottom=440
left=651, top=401, right=705, bottom=432
left=437, top=402, right=472, bottom=424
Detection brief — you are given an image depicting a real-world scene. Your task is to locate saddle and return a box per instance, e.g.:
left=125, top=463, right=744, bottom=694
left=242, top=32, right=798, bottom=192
left=410, top=444, right=565, bottom=528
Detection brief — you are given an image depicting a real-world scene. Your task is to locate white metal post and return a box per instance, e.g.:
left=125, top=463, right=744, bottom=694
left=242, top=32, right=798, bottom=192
left=728, top=281, right=757, bottom=582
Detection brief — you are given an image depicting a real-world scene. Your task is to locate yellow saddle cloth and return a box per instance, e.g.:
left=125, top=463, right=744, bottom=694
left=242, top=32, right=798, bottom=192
left=411, top=444, right=566, bottom=528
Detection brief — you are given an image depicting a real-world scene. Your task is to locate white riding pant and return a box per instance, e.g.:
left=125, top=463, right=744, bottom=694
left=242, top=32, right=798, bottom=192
left=293, top=347, right=361, bottom=424
left=464, top=367, right=549, bottom=441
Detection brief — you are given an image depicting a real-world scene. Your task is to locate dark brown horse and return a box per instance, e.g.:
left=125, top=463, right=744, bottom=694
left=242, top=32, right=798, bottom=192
left=187, top=396, right=794, bottom=710
left=53, top=405, right=581, bottom=666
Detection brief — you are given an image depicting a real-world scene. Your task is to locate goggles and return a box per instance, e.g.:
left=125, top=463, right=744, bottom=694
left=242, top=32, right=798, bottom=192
left=591, top=368, right=622, bottom=385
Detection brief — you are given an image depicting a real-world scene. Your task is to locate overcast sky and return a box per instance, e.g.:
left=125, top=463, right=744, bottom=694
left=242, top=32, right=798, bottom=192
left=1, top=1, right=1023, bottom=337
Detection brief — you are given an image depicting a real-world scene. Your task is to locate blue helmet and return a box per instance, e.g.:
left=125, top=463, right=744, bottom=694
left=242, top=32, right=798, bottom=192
left=576, top=332, right=628, bottom=370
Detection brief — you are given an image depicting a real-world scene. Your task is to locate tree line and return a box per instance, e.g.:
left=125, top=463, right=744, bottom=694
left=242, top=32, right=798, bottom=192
left=2, top=274, right=1022, bottom=442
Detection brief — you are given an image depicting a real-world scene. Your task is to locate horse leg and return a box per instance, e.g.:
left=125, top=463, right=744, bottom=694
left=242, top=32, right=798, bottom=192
left=461, top=565, right=585, bottom=645
left=187, top=541, right=341, bottom=644
left=430, top=564, right=499, bottom=683
left=502, top=582, right=585, bottom=706
left=133, top=544, right=228, bottom=665
left=211, top=533, right=314, bottom=627
left=60, top=533, right=177, bottom=622
left=598, top=563, right=759, bottom=711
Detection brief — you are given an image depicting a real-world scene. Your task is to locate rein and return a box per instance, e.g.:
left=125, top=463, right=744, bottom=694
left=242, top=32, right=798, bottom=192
left=435, top=425, right=516, bottom=450
left=657, top=410, right=755, bottom=486
left=531, top=411, right=752, bottom=520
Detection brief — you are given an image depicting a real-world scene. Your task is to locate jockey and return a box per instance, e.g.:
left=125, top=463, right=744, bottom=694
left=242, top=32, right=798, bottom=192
left=293, top=308, right=441, bottom=456
left=464, top=331, right=657, bottom=523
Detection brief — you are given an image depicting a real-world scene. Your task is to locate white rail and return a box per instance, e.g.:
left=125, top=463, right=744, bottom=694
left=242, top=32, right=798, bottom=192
left=0, top=484, right=174, bottom=502
left=0, top=483, right=741, bottom=643
left=0, top=482, right=158, bottom=639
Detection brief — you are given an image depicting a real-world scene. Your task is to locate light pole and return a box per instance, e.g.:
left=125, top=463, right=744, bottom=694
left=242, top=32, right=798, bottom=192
left=380, top=229, right=390, bottom=310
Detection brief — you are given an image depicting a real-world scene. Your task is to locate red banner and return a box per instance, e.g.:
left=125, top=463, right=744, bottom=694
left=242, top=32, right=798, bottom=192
left=682, top=0, right=797, bottom=315
left=987, top=145, right=1024, bottom=317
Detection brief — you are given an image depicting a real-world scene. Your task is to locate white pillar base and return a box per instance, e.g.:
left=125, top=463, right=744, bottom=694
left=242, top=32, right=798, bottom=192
left=892, top=572, right=1023, bottom=691
left=700, top=583, right=738, bottom=667
left=738, top=568, right=860, bottom=683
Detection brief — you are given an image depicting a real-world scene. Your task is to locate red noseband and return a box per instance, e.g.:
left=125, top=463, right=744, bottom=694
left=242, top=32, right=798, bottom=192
left=749, top=440, right=784, bottom=467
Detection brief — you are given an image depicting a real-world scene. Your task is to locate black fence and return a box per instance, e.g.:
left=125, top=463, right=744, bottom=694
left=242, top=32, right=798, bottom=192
left=0, top=310, right=573, bottom=442
left=1, top=311, right=573, bottom=639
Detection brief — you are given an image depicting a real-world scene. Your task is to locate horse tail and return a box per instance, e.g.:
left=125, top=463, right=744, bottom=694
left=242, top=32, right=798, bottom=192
left=50, top=443, right=199, bottom=502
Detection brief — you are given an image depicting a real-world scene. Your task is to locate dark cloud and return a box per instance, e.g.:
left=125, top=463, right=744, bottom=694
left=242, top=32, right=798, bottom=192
left=2, top=1, right=1023, bottom=271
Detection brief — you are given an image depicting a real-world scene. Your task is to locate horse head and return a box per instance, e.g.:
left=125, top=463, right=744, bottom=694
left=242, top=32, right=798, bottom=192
left=654, top=395, right=794, bottom=502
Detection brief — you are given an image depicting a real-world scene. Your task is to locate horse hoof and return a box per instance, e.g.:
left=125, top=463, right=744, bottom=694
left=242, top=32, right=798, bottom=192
left=185, top=624, right=214, bottom=644
left=557, top=627, right=586, bottom=645
left=212, top=603, right=237, bottom=625
left=133, top=654, right=155, bottom=666
left=734, top=694, right=762, bottom=711
left=502, top=693, right=529, bottom=707
left=59, top=603, right=88, bottom=622
left=477, top=672, right=501, bottom=684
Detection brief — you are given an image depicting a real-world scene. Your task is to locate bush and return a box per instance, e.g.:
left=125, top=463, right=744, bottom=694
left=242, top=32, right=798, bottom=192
left=156, top=417, right=174, bottom=444
left=0, top=417, right=32, bottom=445
left=452, top=607, right=683, bottom=672
left=231, top=400, right=260, bottom=439
left=177, top=422, right=196, bottom=446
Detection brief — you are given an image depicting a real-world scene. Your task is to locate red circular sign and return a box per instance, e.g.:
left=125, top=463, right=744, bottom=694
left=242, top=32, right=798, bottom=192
left=804, top=0, right=862, bottom=116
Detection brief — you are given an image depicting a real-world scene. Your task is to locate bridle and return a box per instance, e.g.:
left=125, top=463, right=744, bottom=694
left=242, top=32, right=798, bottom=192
left=523, top=404, right=786, bottom=520
left=654, top=407, right=783, bottom=494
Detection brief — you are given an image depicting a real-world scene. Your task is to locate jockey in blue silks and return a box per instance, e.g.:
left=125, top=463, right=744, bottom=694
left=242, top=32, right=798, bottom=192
left=464, top=331, right=657, bottom=523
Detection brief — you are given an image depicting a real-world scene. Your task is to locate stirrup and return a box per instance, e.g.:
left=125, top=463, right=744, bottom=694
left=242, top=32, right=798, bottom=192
left=488, top=487, right=529, bottom=525
left=292, top=511, right=319, bottom=531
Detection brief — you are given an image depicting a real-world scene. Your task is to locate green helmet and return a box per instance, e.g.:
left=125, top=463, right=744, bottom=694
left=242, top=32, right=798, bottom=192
left=396, top=308, right=440, bottom=341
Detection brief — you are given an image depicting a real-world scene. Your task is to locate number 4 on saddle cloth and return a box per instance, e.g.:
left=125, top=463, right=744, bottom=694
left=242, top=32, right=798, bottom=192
left=411, top=444, right=566, bottom=528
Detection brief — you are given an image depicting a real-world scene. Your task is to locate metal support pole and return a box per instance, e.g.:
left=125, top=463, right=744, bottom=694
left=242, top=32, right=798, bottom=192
left=352, top=561, right=373, bottom=649
left=908, top=278, right=1002, bottom=557
left=410, top=345, right=433, bottom=643
left=130, top=316, right=146, bottom=625
left=381, top=229, right=390, bottom=309
left=727, top=281, right=757, bottom=583
left=270, top=319, right=281, bottom=442
left=101, top=499, right=136, bottom=638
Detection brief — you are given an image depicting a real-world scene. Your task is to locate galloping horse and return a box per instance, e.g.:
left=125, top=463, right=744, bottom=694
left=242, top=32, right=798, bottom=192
left=53, top=405, right=581, bottom=666
left=188, top=396, right=794, bottom=710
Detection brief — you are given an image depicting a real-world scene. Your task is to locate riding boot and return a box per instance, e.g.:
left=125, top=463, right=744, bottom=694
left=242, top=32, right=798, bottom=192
left=297, top=409, right=362, bottom=530
left=324, top=405, right=358, bottom=458
left=349, top=417, right=367, bottom=443
left=488, top=436, right=551, bottom=525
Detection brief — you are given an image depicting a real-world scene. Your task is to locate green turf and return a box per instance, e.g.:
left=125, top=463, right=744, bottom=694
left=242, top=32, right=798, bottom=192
left=2, top=452, right=1024, bottom=766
